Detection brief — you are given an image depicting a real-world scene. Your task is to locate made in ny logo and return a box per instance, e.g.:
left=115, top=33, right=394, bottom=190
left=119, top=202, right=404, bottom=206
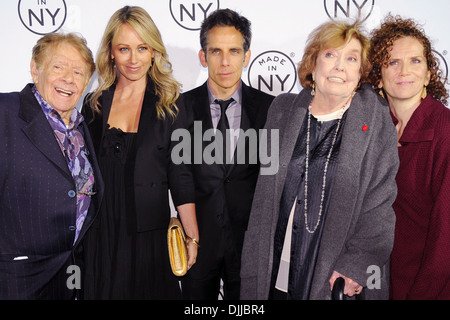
left=324, top=0, right=375, bottom=22
left=434, top=49, right=449, bottom=83
left=247, top=51, right=298, bottom=96
left=170, top=0, right=219, bottom=31
left=18, top=0, right=67, bottom=35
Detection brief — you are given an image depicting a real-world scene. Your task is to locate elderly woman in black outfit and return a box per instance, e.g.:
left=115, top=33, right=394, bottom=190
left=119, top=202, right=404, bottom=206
left=82, top=6, right=198, bottom=299
left=240, top=20, right=399, bottom=300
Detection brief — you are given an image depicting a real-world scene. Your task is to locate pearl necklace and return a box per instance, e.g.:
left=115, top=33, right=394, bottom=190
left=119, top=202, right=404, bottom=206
left=303, top=98, right=352, bottom=234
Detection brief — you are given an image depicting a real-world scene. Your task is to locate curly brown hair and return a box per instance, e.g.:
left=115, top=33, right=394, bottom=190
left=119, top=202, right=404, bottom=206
left=368, top=14, right=448, bottom=105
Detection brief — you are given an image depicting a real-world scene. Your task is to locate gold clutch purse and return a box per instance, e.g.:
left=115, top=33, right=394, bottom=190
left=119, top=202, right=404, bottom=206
left=167, top=217, right=188, bottom=276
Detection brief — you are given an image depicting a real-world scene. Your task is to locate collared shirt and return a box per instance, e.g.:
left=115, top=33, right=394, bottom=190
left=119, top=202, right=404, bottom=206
left=207, top=82, right=243, bottom=162
left=32, top=86, right=95, bottom=244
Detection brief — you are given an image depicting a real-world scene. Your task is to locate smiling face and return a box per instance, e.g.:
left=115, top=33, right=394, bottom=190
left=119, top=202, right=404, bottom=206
left=380, top=36, right=431, bottom=107
left=312, top=37, right=362, bottom=103
left=31, top=42, right=90, bottom=124
left=111, top=23, right=155, bottom=85
left=199, top=26, right=251, bottom=99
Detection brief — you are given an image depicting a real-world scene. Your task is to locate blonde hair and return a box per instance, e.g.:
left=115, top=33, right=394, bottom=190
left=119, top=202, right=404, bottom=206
left=298, top=20, right=372, bottom=90
left=32, top=32, right=95, bottom=86
left=89, top=6, right=181, bottom=120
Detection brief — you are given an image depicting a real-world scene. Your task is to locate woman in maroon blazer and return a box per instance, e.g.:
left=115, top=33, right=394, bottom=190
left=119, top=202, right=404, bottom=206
left=369, top=14, right=450, bottom=299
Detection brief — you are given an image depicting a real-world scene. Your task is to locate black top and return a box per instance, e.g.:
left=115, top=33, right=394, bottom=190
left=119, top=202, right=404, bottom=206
left=83, top=127, right=182, bottom=299
left=81, top=79, right=190, bottom=299
left=271, top=111, right=347, bottom=300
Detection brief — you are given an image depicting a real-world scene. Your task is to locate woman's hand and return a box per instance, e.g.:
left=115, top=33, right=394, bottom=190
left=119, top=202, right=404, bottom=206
left=329, top=270, right=363, bottom=297
left=186, top=237, right=199, bottom=269
left=177, top=203, right=199, bottom=270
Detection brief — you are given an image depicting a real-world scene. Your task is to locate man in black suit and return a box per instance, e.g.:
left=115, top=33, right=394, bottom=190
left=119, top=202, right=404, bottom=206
left=179, top=9, right=274, bottom=300
left=0, top=33, right=103, bottom=299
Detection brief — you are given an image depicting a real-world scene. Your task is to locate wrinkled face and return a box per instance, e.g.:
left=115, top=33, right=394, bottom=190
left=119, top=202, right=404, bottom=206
left=31, top=43, right=90, bottom=122
left=111, top=23, right=154, bottom=84
left=313, top=37, right=362, bottom=100
left=380, top=36, right=431, bottom=105
left=199, top=26, right=251, bottom=99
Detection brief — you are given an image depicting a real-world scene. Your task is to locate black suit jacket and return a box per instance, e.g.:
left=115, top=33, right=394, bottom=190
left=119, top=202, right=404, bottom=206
left=180, top=81, right=274, bottom=275
left=82, top=81, right=195, bottom=233
left=0, top=84, right=104, bottom=299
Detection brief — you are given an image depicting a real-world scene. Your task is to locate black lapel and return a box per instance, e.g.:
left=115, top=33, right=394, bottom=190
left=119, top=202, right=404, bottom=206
left=197, top=82, right=214, bottom=131
left=135, top=82, right=158, bottom=150
left=99, top=87, right=115, bottom=138
left=73, top=120, right=105, bottom=247
left=240, top=83, right=256, bottom=131
left=18, top=84, right=72, bottom=181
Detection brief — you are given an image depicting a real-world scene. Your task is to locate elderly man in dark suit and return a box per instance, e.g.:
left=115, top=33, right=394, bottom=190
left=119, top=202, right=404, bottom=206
left=179, top=9, right=274, bottom=300
left=0, top=33, right=103, bottom=300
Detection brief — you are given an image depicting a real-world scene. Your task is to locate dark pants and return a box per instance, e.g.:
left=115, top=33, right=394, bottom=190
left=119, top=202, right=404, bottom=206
left=181, top=225, right=240, bottom=300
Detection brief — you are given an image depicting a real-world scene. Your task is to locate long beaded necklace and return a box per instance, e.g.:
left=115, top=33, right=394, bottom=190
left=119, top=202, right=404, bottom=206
left=303, top=96, right=353, bottom=234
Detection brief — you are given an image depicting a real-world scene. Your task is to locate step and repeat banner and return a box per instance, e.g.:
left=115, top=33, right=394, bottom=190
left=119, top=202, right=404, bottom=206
left=0, top=0, right=449, bottom=106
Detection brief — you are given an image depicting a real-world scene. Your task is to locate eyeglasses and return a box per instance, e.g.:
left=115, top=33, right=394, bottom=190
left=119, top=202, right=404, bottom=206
left=78, top=190, right=97, bottom=196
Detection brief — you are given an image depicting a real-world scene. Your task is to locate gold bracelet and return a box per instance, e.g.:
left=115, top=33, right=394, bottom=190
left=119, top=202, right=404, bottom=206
left=186, top=236, right=200, bottom=247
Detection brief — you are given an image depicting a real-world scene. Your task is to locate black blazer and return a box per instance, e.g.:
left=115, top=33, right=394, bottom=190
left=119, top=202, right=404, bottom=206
left=82, top=81, right=195, bottom=232
left=180, top=81, right=274, bottom=274
left=0, top=84, right=104, bottom=299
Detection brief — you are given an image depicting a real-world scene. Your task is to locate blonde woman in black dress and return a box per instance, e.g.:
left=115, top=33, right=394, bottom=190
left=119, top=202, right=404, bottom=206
left=82, top=6, right=199, bottom=299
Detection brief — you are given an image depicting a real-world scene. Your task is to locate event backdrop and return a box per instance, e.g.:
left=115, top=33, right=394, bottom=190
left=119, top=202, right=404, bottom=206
left=1, top=0, right=449, bottom=106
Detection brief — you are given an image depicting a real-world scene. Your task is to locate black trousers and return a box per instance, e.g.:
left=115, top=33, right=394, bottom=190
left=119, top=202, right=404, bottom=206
left=181, top=224, right=240, bottom=300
